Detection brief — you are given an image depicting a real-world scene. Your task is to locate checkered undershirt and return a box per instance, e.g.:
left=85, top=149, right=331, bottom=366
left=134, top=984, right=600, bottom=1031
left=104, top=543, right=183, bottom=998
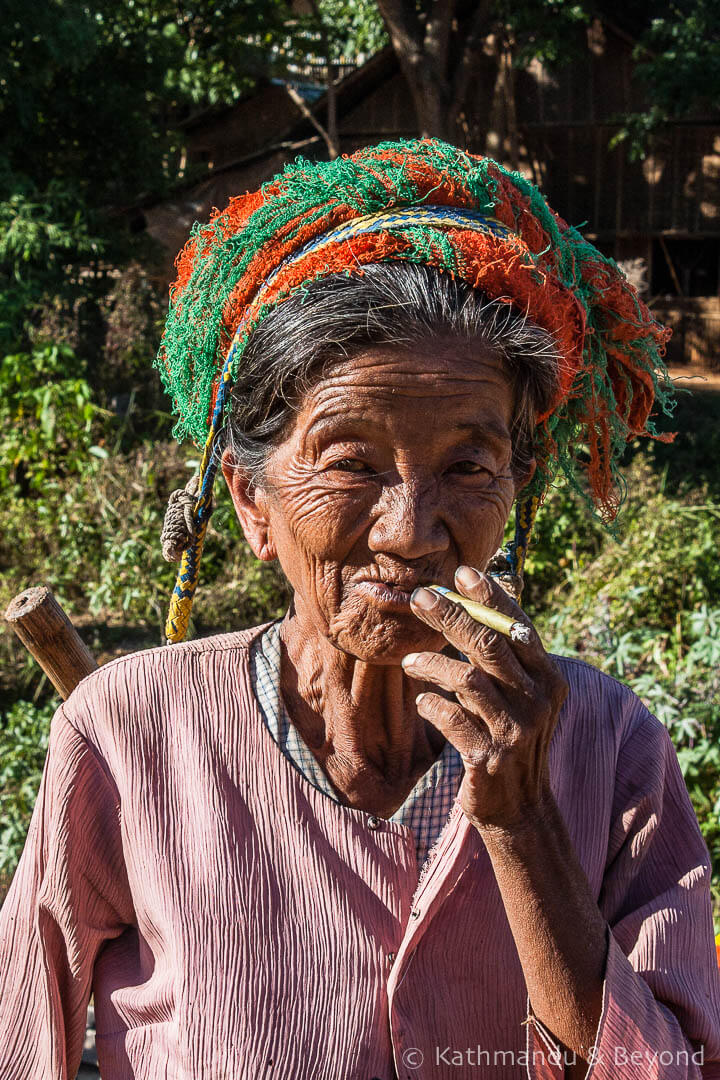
left=250, top=621, right=464, bottom=869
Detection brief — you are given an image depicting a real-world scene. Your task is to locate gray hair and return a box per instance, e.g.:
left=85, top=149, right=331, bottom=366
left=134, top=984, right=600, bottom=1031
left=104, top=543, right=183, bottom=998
left=222, top=262, right=560, bottom=484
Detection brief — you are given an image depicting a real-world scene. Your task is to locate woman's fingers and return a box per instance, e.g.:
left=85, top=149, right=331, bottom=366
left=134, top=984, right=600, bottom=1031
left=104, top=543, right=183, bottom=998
left=414, top=691, right=493, bottom=760
left=406, top=568, right=568, bottom=827
left=453, top=566, right=544, bottom=656
left=454, top=564, right=522, bottom=614
left=410, top=583, right=536, bottom=690
left=410, top=569, right=568, bottom=717
left=456, top=568, right=568, bottom=710
left=402, top=650, right=524, bottom=731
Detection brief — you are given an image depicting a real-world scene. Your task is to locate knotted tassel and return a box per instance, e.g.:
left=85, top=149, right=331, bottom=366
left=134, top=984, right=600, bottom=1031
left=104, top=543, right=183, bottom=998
left=161, top=473, right=217, bottom=643
left=161, top=475, right=203, bottom=563
left=487, top=547, right=523, bottom=602
left=487, top=492, right=541, bottom=602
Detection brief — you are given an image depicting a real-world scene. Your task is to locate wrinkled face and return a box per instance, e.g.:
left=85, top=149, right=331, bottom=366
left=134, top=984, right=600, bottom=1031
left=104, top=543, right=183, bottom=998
left=229, top=338, right=531, bottom=663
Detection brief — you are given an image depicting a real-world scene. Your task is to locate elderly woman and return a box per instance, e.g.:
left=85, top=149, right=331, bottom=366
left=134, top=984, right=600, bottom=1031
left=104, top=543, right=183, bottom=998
left=1, top=140, right=719, bottom=1080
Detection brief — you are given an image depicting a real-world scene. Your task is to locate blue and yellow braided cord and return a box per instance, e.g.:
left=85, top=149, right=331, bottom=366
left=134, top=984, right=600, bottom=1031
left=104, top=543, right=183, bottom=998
left=508, top=493, right=541, bottom=581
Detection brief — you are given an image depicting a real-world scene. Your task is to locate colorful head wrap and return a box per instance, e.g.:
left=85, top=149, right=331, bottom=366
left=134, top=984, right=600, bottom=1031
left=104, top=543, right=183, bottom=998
left=156, top=138, right=674, bottom=644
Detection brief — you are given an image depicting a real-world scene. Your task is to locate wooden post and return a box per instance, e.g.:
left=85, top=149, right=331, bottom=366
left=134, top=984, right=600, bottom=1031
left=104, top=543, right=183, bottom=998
left=659, top=235, right=685, bottom=297
left=4, top=587, right=98, bottom=701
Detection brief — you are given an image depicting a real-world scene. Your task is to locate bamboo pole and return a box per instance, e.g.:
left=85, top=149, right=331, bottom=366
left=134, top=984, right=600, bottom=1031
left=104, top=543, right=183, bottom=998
left=4, top=586, right=98, bottom=701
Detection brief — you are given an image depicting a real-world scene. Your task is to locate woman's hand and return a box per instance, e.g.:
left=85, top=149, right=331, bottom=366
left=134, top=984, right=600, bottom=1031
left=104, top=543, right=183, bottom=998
left=405, top=565, right=607, bottom=1067
left=402, top=564, right=568, bottom=834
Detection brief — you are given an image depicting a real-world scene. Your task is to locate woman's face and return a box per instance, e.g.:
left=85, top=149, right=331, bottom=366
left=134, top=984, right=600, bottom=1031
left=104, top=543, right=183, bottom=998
left=224, top=338, right=533, bottom=663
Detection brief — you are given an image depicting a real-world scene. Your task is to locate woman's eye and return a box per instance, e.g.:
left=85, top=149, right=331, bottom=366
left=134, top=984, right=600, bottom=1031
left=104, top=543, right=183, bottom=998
left=448, top=461, right=491, bottom=476
left=331, top=458, right=373, bottom=473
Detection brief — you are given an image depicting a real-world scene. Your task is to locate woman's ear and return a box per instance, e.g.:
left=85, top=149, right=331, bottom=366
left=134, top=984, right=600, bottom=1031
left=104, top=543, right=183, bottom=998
left=221, top=449, right=276, bottom=562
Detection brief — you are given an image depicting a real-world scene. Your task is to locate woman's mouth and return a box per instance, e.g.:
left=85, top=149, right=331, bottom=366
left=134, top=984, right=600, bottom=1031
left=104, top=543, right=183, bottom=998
left=355, top=580, right=419, bottom=609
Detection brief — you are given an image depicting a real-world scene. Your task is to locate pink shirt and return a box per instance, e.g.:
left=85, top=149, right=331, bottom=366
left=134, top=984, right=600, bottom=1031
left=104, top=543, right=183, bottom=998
left=1, top=624, right=719, bottom=1079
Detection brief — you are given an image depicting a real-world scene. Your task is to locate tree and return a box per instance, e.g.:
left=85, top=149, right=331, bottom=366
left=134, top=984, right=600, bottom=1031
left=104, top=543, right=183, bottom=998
left=0, top=0, right=390, bottom=375
left=274, top=0, right=387, bottom=158
left=1, top=0, right=184, bottom=205
left=612, top=0, right=720, bottom=159
left=372, top=0, right=720, bottom=154
left=0, top=1, right=301, bottom=351
left=1, top=0, right=183, bottom=358
left=373, top=0, right=591, bottom=142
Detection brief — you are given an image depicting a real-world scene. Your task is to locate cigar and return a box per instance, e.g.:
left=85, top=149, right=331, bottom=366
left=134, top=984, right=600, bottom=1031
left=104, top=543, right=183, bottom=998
left=427, top=586, right=532, bottom=644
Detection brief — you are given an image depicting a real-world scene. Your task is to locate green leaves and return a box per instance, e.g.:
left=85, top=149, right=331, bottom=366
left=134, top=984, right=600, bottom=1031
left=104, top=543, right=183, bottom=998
left=613, top=0, right=720, bottom=159
left=1, top=0, right=180, bottom=204
left=0, top=184, right=107, bottom=358
left=0, top=701, right=54, bottom=884
left=528, top=448, right=720, bottom=919
left=0, top=187, right=98, bottom=275
left=0, top=343, right=104, bottom=492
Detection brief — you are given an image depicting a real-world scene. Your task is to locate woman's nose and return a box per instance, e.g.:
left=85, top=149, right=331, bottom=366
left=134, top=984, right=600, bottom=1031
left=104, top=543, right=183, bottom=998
left=367, top=480, right=449, bottom=559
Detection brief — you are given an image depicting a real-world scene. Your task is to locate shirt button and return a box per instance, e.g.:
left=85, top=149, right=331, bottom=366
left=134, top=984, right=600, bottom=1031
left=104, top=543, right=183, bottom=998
left=368, top=815, right=382, bottom=830
left=410, top=909, right=420, bottom=919
left=387, top=951, right=396, bottom=965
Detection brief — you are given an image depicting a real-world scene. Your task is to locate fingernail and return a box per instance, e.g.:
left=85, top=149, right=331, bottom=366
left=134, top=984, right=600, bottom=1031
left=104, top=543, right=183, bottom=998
left=402, top=652, right=420, bottom=668
left=416, top=693, right=427, bottom=705
left=411, top=587, right=439, bottom=610
left=456, top=565, right=482, bottom=588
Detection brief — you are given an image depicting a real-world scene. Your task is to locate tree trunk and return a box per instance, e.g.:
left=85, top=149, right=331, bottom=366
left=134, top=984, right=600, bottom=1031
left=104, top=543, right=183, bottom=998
left=375, top=0, right=496, bottom=143
left=326, top=62, right=339, bottom=158
left=411, top=65, right=453, bottom=139
left=376, top=0, right=454, bottom=139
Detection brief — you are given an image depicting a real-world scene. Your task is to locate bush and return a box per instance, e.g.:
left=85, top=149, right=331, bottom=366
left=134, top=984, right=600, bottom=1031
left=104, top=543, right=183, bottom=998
left=0, top=342, right=105, bottom=493
left=529, top=458, right=720, bottom=915
left=0, top=700, right=54, bottom=900
left=0, top=439, right=290, bottom=704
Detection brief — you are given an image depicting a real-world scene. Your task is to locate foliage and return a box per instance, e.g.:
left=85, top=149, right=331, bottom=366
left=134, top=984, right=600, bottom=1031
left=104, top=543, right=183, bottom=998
left=102, top=262, right=166, bottom=382
left=0, top=0, right=385, bottom=392
left=0, top=186, right=99, bottom=282
left=2, top=0, right=386, bottom=186
left=100, top=263, right=171, bottom=427
left=621, top=392, right=720, bottom=503
left=1, top=0, right=181, bottom=203
left=315, top=0, right=388, bottom=61
left=527, top=456, right=720, bottom=913
left=0, top=184, right=107, bottom=354
left=0, top=190, right=168, bottom=454
left=495, top=0, right=591, bottom=67
left=532, top=459, right=720, bottom=632
left=162, top=0, right=387, bottom=105
left=521, top=480, right=605, bottom=611
left=612, top=0, right=720, bottom=159
left=0, top=439, right=290, bottom=704
left=0, top=701, right=54, bottom=894
left=0, top=343, right=105, bottom=493
left=161, top=0, right=297, bottom=106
